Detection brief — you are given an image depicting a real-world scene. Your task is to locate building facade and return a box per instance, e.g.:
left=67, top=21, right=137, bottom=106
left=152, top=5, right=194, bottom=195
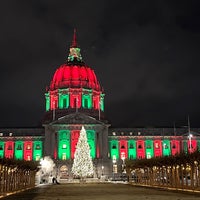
left=0, top=32, right=200, bottom=179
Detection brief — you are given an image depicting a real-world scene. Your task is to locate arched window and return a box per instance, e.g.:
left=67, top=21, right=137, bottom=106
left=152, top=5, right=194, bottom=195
left=146, top=145, right=151, bottom=149
left=17, top=145, right=22, bottom=150
left=35, top=145, right=41, bottom=150
left=112, top=145, right=117, bottom=149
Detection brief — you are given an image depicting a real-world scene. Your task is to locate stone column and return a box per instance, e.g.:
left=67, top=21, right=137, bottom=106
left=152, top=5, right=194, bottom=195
left=44, top=125, right=55, bottom=158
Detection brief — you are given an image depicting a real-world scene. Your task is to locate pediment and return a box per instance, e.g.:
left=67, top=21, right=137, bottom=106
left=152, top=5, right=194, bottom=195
left=50, top=112, right=104, bottom=125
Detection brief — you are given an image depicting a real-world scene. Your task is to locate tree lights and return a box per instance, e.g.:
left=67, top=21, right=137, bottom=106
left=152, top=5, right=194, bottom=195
left=71, top=126, right=94, bottom=179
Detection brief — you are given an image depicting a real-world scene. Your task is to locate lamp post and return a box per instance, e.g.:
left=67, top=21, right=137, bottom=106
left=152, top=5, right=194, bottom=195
left=188, top=116, right=192, bottom=152
left=188, top=133, right=193, bottom=152
left=101, top=165, right=104, bottom=176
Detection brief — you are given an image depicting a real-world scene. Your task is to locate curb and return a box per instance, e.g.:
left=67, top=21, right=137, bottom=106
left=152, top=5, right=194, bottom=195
left=129, top=183, right=200, bottom=195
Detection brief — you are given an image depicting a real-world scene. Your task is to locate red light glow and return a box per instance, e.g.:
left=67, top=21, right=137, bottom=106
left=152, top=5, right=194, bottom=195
left=154, top=140, right=162, bottom=157
left=50, top=65, right=101, bottom=91
left=5, top=141, right=14, bottom=159
left=24, top=141, right=33, bottom=161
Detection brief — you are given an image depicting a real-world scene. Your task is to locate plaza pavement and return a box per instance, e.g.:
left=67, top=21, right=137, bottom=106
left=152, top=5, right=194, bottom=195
left=1, top=182, right=200, bottom=200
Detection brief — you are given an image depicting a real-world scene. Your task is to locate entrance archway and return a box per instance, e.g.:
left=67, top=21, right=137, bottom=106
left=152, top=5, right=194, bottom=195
left=60, top=165, right=69, bottom=179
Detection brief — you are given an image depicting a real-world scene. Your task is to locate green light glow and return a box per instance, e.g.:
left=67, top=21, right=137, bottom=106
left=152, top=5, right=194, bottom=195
left=14, top=141, right=23, bottom=160
left=82, top=94, right=92, bottom=109
left=45, top=93, right=50, bottom=111
left=33, top=141, right=43, bottom=161
left=128, top=140, right=136, bottom=159
left=183, top=140, right=188, bottom=153
left=198, top=140, right=200, bottom=151
left=162, top=140, right=171, bottom=156
left=59, top=94, right=69, bottom=109
left=100, top=95, right=104, bottom=111
left=110, top=140, right=119, bottom=160
left=86, top=130, right=96, bottom=159
left=145, top=140, right=154, bottom=159
left=0, top=141, right=4, bottom=158
left=58, top=130, right=70, bottom=160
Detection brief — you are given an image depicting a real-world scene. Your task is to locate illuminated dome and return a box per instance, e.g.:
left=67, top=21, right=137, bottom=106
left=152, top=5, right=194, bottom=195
left=43, top=30, right=105, bottom=123
left=49, top=30, right=101, bottom=91
left=50, top=64, right=101, bottom=91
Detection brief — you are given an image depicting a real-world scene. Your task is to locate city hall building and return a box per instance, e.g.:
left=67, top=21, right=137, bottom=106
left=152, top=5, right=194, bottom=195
left=0, top=32, right=200, bottom=179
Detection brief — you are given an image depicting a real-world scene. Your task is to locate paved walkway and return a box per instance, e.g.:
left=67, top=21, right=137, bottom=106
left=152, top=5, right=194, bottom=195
left=1, top=182, right=200, bottom=200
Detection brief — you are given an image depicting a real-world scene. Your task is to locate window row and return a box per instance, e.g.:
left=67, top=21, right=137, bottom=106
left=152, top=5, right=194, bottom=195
left=46, top=93, right=104, bottom=111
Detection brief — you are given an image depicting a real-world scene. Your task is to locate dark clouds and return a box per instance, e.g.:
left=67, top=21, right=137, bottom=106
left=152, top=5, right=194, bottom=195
left=0, top=0, right=200, bottom=127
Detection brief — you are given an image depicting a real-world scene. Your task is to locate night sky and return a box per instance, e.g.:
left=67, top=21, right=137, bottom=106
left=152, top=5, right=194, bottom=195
left=0, top=0, right=200, bottom=128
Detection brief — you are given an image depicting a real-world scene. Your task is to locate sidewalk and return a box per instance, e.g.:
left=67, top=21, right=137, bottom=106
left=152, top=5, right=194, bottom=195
left=129, top=182, right=200, bottom=195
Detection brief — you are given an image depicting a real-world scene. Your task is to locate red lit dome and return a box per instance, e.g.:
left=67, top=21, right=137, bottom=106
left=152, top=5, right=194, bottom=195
left=50, top=64, right=101, bottom=91
left=43, top=30, right=105, bottom=124
left=49, top=30, right=101, bottom=91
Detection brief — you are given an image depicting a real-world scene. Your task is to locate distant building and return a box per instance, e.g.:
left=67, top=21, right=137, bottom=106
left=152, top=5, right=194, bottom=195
left=0, top=31, right=200, bottom=179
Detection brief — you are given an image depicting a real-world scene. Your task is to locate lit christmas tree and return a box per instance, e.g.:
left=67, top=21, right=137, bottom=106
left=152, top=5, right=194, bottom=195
left=71, top=126, right=94, bottom=180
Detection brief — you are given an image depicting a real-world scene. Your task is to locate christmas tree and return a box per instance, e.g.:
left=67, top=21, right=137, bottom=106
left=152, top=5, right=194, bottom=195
left=71, top=126, right=94, bottom=179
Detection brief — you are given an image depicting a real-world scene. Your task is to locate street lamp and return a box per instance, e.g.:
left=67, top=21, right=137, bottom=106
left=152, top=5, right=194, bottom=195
left=101, top=165, right=104, bottom=176
left=187, top=115, right=193, bottom=152
left=188, top=133, right=193, bottom=152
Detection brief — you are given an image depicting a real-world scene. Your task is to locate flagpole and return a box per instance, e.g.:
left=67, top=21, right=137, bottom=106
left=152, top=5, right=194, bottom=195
left=188, top=115, right=192, bottom=150
left=173, top=122, right=176, bottom=136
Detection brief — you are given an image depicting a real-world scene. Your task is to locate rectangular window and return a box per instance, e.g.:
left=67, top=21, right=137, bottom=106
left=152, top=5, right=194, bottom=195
left=17, top=145, right=22, bottom=150
left=113, top=164, right=117, bottom=173
left=62, top=144, right=67, bottom=149
left=130, top=155, right=133, bottom=159
left=147, top=152, right=151, bottom=159
left=74, top=98, right=78, bottom=108
left=129, top=144, right=134, bottom=149
left=35, top=145, right=41, bottom=150
left=163, top=144, right=168, bottom=149
left=63, top=98, right=67, bottom=108
left=8, top=145, right=12, bottom=150
left=146, top=145, right=151, bottom=149
left=84, top=98, right=88, bottom=108
left=27, top=155, right=31, bottom=161
left=155, top=143, right=159, bottom=149
left=62, top=153, right=66, bottom=160
left=36, top=155, right=40, bottom=161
